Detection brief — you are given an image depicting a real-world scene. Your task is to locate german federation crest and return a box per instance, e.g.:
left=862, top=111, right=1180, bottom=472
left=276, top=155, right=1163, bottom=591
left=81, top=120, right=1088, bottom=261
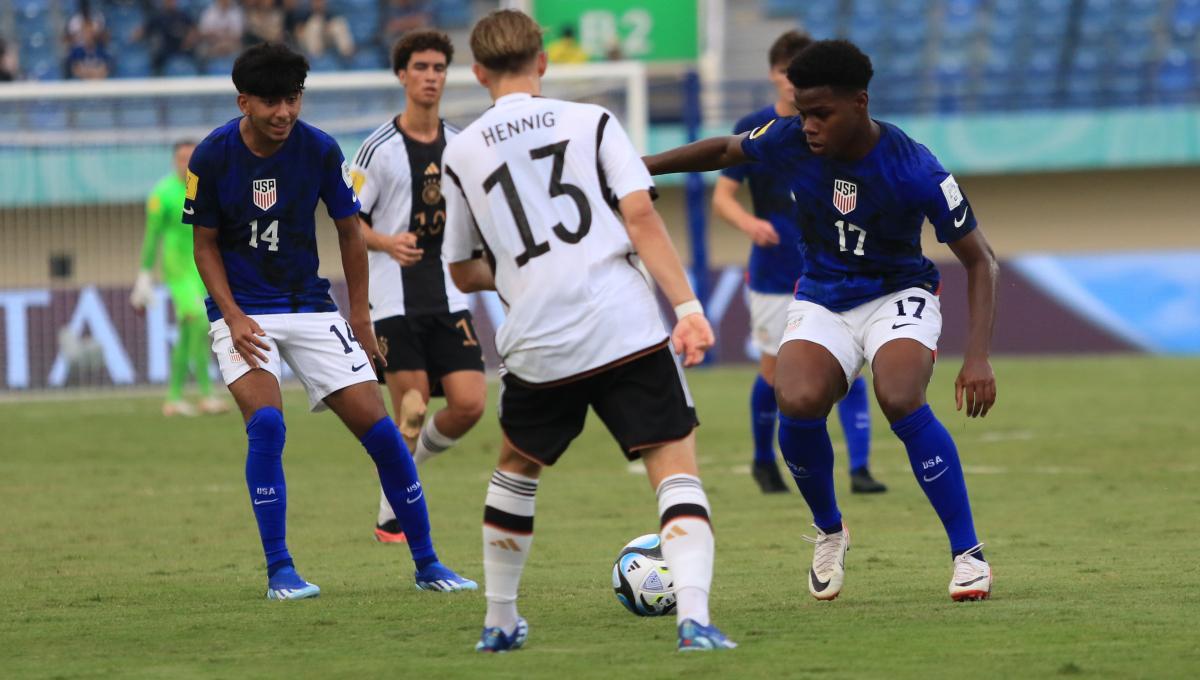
left=833, top=179, right=857, bottom=215
left=252, top=179, right=277, bottom=211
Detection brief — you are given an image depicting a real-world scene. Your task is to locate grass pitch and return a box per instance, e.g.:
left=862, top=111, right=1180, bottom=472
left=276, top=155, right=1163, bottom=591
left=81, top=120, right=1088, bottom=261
left=2, top=356, right=1199, bottom=679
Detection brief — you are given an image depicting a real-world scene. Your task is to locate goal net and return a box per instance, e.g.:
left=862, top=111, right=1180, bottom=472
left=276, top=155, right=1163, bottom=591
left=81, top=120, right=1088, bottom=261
left=0, top=62, right=647, bottom=392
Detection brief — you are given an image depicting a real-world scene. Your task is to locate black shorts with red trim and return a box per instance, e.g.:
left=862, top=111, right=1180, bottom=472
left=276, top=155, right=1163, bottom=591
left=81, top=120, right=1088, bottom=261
left=498, top=343, right=698, bottom=466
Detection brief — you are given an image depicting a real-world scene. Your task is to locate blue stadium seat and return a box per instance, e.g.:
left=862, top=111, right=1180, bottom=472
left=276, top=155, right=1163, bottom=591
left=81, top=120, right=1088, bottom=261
left=116, top=48, right=152, bottom=78
left=310, top=53, right=341, bottom=72
left=27, top=102, right=68, bottom=129
left=204, top=56, right=237, bottom=76
left=1156, top=50, right=1196, bottom=103
left=163, top=56, right=199, bottom=77
left=350, top=50, right=384, bottom=71
left=120, top=105, right=161, bottom=129
left=434, top=0, right=472, bottom=29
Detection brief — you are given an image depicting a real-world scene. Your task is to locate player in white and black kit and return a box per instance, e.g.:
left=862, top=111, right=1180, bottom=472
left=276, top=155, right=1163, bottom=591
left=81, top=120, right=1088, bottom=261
left=351, top=30, right=487, bottom=543
left=443, top=10, right=735, bottom=653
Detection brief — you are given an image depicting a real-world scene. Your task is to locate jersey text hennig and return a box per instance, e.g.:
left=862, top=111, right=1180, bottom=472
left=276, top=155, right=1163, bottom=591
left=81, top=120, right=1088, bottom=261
left=480, top=112, right=556, bottom=147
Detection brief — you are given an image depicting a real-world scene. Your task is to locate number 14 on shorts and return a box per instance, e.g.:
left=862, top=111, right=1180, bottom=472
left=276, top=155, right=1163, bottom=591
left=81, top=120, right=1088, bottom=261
left=329, top=322, right=360, bottom=354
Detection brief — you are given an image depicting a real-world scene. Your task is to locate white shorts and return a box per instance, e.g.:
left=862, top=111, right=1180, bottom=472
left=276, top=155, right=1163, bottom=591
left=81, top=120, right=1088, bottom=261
left=748, top=290, right=792, bottom=357
left=780, top=287, right=942, bottom=385
left=210, top=311, right=377, bottom=412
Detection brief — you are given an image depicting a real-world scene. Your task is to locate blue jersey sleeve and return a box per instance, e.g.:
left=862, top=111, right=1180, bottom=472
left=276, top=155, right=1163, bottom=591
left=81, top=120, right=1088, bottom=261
left=182, top=141, right=220, bottom=229
left=320, top=141, right=361, bottom=220
left=740, top=116, right=800, bottom=169
left=913, top=152, right=977, bottom=243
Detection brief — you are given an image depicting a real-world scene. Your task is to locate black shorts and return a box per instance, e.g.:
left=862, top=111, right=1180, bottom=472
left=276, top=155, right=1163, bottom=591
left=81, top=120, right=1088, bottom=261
left=374, top=311, right=485, bottom=394
left=499, top=343, right=698, bottom=466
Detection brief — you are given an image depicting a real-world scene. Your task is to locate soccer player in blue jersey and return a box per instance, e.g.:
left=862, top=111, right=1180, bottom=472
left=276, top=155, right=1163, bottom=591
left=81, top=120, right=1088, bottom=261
left=712, top=30, right=886, bottom=496
left=646, top=39, right=996, bottom=602
left=186, top=42, right=475, bottom=599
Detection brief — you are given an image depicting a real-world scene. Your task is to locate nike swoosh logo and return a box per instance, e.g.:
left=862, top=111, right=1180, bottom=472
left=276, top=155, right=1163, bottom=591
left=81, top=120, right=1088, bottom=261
left=351, top=363, right=367, bottom=372
left=405, top=490, right=424, bottom=505
left=954, top=575, right=988, bottom=587
left=892, top=322, right=917, bottom=329
left=253, top=498, right=278, bottom=505
left=923, top=468, right=949, bottom=482
left=183, top=206, right=194, bottom=215
left=953, top=207, right=968, bottom=228
left=809, top=568, right=831, bottom=592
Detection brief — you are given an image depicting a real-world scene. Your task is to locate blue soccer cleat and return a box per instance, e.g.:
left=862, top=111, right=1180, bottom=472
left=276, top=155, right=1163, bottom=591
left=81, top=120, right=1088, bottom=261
left=414, top=562, right=478, bottom=592
left=266, top=566, right=321, bottom=600
left=677, top=619, right=737, bottom=651
left=476, top=617, right=528, bottom=653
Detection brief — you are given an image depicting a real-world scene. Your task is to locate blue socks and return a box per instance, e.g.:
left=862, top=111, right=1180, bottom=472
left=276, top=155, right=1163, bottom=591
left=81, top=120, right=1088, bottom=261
left=837, top=376, right=872, bottom=472
left=360, top=417, right=438, bottom=569
left=750, top=374, right=778, bottom=465
left=245, top=407, right=292, bottom=577
left=777, top=415, right=842, bottom=532
left=892, top=405, right=980, bottom=556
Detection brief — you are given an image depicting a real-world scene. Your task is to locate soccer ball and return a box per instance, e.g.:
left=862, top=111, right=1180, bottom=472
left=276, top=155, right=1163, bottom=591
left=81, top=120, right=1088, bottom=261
left=612, top=534, right=675, bottom=616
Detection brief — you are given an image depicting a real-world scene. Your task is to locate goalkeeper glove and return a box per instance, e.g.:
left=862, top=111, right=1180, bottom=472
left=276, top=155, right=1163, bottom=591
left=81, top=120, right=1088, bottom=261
left=130, top=270, right=154, bottom=310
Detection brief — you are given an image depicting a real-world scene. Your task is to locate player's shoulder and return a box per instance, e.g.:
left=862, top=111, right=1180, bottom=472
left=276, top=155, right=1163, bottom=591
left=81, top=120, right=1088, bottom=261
left=292, top=118, right=340, bottom=151
left=733, top=104, right=778, bottom=134
left=353, top=119, right=402, bottom=169
left=191, top=118, right=239, bottom=164
left=877, top=120, right=940, bottom=168
left=442, top=119, right=460, bottom=140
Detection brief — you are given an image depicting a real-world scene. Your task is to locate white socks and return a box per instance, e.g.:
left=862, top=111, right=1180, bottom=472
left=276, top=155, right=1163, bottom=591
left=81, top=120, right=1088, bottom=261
left=414, top=415, right=456, bottom=466
left=656, top=473, right=714, bottom=626
left=482, top=469, right=538, bottom=631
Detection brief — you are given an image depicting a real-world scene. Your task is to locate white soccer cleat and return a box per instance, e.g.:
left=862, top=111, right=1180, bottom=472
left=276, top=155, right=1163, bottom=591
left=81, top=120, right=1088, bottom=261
left=197, top=397, right=231, bottom=415
left=162, top=400, right=197, bottom=417
left=949, top=543, right=991, bottom=601
left=803, top=523, right=850, bottom=600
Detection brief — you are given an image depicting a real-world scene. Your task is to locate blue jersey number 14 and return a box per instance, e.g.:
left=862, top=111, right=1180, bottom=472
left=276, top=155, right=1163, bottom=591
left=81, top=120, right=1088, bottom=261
left=249, top=219, right=280, bottom=252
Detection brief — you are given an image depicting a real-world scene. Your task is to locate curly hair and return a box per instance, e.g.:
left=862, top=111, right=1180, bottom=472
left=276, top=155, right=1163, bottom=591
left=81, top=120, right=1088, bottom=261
left=786, top=39, right=873, bottom=92
left=391, top=29, right=454, bottom=73
left=232, top=42, right=309, bottom=98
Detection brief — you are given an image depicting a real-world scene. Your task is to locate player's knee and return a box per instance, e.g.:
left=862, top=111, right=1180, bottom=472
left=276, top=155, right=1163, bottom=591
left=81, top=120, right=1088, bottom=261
left=873, top=387, right=924, bottom=424
left=775, top=380, right=835, bottom=419
left=450, top=393, right=486, bottom=427
left=246, top=406, right=286, bottom=456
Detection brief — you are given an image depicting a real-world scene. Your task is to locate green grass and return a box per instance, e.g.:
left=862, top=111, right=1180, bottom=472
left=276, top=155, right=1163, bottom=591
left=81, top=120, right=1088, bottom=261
left=2, top=356, right=1199, bottom=679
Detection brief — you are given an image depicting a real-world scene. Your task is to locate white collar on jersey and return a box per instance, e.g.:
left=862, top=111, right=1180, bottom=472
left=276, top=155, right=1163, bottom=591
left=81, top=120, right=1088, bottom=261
left=494, top=92, right=535, bottom=107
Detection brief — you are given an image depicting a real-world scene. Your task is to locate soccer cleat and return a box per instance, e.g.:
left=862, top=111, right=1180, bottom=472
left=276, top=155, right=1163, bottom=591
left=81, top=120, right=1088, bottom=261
left=803, top=523, right=850, bottom=601
left=850, top=466, right=888, bottom=494
left=949, top=543, right=992, bottom=602
left=397, top=388, right=427, bottom=444
left=476, top=617, right=528, bottom=653
left=751, top=460, right=790, bottom=494
left=677, top=619, right=737, bottom=651
left=414, top=562, right=478, bottom=592
left=266, top=566, right=321, bottom=600
left=374, top=518, right=407, bottom=543
left=162, top=400, right=197, bottom=417
left=197, top=396, right=231, bottom=415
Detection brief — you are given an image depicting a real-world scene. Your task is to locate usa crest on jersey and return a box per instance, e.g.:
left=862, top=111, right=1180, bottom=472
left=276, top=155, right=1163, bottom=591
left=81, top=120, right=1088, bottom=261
left=252, top=179, right=277, bottom=211
left=833, top=179, right=857, bottom=215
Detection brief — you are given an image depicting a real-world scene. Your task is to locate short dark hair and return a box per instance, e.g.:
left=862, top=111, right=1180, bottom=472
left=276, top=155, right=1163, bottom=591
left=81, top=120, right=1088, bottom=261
left=391, top=29, right=454, bottom=73
left=173, top=139, right=196, bottom=151
left=768, top=30, right=811, bottom=68
left=787, top=39, right=873, bottom=92
left=232, top=43, right=309, bottom=98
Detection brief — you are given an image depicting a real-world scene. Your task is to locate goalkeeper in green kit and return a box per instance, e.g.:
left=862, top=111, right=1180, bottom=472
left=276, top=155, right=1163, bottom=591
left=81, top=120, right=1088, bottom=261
left=130, top=141, right=229, bottom=417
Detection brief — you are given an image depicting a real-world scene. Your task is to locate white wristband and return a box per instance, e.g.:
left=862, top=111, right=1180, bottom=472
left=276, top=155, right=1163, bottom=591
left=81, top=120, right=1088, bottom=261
left=673, top=299, right=703, bottom=321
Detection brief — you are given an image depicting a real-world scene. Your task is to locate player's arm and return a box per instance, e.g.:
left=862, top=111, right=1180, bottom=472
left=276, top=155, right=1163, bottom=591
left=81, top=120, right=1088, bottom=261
left=642, top=133, right=749, bottom=176
left=947, top=228, right=998, bottom=418
left=448, top=257, right=495, bottom=293
left=359, top=216, right=423, bottom=266
left=193, top=225, right=271, bottom=367
left=131, top=192, right=165, bottom=309
left=711, top=175, right=779, bottom=247
left=619, top=190, right=714, bottom=367
left=335, top=214, right=385, bottom=368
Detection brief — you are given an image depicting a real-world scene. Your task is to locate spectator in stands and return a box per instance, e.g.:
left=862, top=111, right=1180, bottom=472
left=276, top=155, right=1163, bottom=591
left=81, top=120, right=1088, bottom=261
left=546, top=25, right=588, bottom=64
left=65, top=0, right=109, bottom=50
left=66, top=18, right=112, bottom=80
left=296, top=0, right=357, bottom=64
left=0, top=38, right=18, bottom=81
left=133, top=0, right=199, bottom=76
left=198, top=0, right=245, bottom=61
left=244, top=0, right=286, bottom=45
left=381, top=0, right=431, bottom=50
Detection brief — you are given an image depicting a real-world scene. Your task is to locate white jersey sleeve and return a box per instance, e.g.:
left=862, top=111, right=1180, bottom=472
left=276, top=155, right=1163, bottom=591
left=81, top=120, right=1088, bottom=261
left=441, top=94, right=668, bottom=383
left=443, top=164, right=483, bottom=263
left=596, top=112, right=655, bottom=203
left=350, top=123, right=392, bottom=218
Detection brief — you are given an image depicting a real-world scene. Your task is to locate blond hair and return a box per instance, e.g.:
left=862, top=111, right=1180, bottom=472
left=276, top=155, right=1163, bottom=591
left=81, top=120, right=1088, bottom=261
left=470, top=9, right=544, bottom=74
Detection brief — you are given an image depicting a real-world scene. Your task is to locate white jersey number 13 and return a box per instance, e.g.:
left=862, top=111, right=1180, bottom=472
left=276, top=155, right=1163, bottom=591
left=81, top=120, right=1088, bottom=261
left=483, top=140, right=592, bottom=267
